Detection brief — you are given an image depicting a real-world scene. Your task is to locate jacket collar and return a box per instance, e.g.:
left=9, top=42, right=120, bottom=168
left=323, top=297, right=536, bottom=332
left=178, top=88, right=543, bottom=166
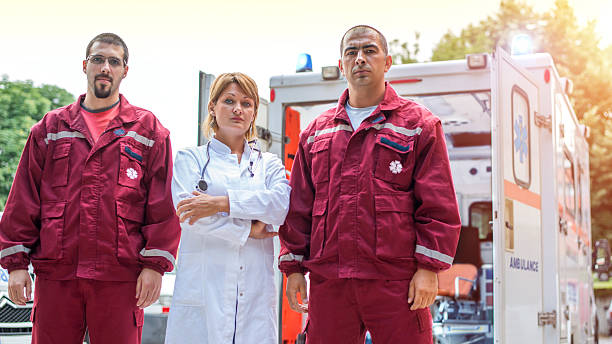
left=334, top=83, right=402, bottom=123
left=64, top=94, right=138, bottom=130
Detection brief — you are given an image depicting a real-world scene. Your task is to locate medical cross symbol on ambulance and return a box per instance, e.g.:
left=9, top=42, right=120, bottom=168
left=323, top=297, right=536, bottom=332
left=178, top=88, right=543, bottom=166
left=389, top=160, right=403, bottom=174
left=514, top=115, right=528, bottom=163
left=126, top=168, right=138, bottom=180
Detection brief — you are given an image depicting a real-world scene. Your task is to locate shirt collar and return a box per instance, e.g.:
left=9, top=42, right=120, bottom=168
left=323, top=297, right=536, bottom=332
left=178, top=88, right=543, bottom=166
left=69, top=94, right=137, bottom=129
left=333, top=82, right=402, bottom=122
left=209, top=137, right=251, bottom=157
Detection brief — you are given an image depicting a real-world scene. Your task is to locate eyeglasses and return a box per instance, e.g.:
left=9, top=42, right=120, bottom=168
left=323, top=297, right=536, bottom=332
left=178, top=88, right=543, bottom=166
left=87, top=55, right=124, bottom=67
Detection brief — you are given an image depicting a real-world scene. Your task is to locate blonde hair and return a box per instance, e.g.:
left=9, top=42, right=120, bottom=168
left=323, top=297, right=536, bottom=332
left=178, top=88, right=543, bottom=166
left=202, top=72, right=260, bottom=141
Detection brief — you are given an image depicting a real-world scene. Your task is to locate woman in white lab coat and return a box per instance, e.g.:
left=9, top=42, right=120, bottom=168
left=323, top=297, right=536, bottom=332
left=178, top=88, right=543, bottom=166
left=165, top=73, right=290, bottom=344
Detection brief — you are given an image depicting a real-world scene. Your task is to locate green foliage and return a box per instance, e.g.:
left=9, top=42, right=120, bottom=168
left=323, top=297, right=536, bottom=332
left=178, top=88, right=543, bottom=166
left=431, top=1, right=540, bottom=61
left=0, top=76, right=74, bottom=210
left=389, top=32, right=420, bottom=64
left=583, top=110, right=612, bottom=243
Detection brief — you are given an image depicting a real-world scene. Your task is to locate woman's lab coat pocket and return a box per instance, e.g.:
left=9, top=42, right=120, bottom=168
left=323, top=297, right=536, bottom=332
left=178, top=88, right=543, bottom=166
left=172, top=253, right=205, bottom=306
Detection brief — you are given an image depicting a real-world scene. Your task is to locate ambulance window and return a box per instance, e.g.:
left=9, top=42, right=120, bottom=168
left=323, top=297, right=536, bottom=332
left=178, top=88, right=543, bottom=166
left=469, top=202, right=493, bottom=240
left=511, top=86, right=531, bottom=188
left=284, top=102, right=339, bottom=131
left=563, top=152, right=575, bottom=217
left=409, top=92, right=491, bottom=148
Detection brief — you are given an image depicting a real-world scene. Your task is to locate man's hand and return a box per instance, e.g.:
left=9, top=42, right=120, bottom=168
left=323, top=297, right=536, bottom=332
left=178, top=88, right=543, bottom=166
left=135, top=268, right=162, bottom=309
left=250, top=221, right=278, bottom=239
left=407, top=268, right=438, bottom=310
left=8, top=270, right=32, bottom=306
left=176, top=191, right=229, bottom=224
left=286, top=273, right=308, bottom=313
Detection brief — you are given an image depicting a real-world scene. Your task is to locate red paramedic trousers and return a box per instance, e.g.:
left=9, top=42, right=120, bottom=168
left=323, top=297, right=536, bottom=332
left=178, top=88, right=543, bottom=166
left=306, top=274, right=433, bottom=344
left=31, top=278, right=143, bottom=344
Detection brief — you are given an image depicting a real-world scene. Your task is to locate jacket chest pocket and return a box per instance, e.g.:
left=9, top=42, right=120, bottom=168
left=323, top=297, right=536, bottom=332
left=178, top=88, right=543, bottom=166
left=309, top=139, right=331, bottom=183
left=374, top=134, right=415, bottom=186
left=118, top=143, right=144, bottom=189
left=50, top=142, right=71, bottom=187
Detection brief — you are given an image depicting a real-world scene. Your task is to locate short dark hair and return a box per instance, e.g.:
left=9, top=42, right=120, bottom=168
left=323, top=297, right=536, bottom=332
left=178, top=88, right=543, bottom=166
left=340, top=25, right=388, bottom=56
left=86, top=33, right=129, bottom=65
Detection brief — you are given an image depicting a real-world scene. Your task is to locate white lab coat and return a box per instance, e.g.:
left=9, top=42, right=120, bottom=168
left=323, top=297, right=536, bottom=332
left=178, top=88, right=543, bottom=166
left=165, top=138, right=290, bottom=344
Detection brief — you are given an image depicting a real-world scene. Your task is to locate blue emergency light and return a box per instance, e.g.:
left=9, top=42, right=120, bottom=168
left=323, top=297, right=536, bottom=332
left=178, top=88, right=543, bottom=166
left=511, top=34, right=533, bottom=55
left=296, top=53, right=312, bottom=73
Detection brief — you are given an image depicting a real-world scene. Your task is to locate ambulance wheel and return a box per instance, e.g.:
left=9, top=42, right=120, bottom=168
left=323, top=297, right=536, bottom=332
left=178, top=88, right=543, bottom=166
left=598, top=272, right=609, bottom=281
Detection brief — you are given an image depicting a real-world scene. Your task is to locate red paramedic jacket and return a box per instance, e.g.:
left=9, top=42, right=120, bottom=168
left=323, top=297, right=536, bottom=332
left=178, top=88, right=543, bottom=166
left=0, top=94, right=180, bottom=281
left=279, top=85, right=461, bottom=280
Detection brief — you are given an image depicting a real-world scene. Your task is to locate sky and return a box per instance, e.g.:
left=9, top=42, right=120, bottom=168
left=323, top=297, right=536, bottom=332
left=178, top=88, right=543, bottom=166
left=1, top=0, right=610, bottom=152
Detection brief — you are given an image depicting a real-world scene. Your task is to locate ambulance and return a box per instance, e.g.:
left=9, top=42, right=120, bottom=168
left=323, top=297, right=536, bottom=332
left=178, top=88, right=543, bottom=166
left=197, top=46, right=596, bottom=343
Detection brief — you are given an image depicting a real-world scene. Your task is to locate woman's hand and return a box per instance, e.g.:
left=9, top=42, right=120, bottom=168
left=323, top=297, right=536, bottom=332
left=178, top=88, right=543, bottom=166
left=250, top=220, right=278, bottom=239
left=176, top=191, right=229, bottom=224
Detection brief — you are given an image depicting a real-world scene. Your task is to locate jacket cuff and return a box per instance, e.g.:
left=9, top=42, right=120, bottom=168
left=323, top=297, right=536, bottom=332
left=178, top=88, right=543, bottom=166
left=279, top=260, right=307, bottom=277
left=417, top=263, right=443, bottom=273
left=141, top=261, right=168, bottom=275
left=6, top=264, right=30, bottom=274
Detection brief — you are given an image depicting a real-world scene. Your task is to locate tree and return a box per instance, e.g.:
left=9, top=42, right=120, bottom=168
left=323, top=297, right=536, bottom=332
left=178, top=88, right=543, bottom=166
left=431, top=0, right=541, bottom=61
left=392, top=0, right=612, bottom=242
left=389, top=32, right=421, bottom=64
left=0, top=76, right=74, bottom=210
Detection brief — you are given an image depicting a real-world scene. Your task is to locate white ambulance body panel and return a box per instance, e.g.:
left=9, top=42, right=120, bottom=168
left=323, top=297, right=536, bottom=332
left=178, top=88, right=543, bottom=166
left=492, top=48, right=544, bottom=343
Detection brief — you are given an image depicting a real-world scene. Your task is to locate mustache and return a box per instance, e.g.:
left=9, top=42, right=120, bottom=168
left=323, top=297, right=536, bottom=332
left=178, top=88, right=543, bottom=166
left=95, top=74, right=113, bottom=82
left=352, top=66, right=370, bottom=73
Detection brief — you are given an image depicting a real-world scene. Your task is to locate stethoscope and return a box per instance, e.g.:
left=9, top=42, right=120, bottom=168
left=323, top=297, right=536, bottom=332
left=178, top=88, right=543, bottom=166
left=196, top=139, right=262, bottom=193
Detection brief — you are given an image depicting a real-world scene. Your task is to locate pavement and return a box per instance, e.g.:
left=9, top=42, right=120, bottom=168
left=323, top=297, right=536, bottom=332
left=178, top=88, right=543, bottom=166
left=601, top=335, right=612, bottom=344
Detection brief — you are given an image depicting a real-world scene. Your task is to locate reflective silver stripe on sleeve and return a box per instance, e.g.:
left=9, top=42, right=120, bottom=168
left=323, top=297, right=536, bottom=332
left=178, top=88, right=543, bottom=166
left=306, top=124, right=353, bottom=144
left=370, top=123, right=422, bottom=138
left=139, top=248, right=176, bottom=269
left=125, top=131, right=155, bottom=147
left=415, top=245, right=454, bottom=265
left=279, top=253, right=304, bottom=263
left=44, top=131, right=86, bottom=144
left=0, top=245, right=31, bottom=259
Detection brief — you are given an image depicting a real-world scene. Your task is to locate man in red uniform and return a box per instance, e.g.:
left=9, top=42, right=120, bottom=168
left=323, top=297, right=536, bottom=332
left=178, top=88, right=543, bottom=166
left=0, top=33, right=180, bottom=343
left=279, top=25, right=461, bottom=343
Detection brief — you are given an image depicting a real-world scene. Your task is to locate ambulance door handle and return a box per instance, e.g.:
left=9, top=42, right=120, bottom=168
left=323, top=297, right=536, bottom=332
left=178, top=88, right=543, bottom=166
left=559, top=218, right=568, bottom=235
left=534, top=112, right=552, bottom=130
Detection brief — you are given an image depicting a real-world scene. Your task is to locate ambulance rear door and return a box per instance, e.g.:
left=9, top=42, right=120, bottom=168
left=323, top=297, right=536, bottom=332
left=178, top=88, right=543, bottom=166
left=491, top=47, right=545, bottom=343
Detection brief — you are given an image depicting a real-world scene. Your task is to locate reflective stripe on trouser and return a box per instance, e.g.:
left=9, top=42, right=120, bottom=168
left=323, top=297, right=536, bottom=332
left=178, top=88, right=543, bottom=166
left=306, top=274, right=432, bottom=344
left=31, top=278, right=143, bottom=344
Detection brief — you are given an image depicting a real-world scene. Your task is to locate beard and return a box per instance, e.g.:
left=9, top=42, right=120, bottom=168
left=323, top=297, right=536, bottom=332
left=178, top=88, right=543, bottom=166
left=93, top=74, right=113, bottom=98
left=94, top=83, right=112, bottom=98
